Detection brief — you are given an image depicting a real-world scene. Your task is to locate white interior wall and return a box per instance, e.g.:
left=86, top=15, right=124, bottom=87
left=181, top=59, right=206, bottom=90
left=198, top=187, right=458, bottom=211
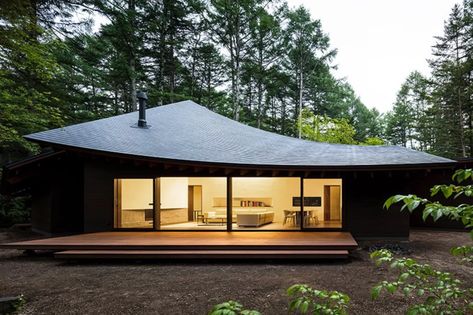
left=121, top=179, right=153, bottom=210
left=188, top=177, right=226, bottom=213
left=160, top=177, right=189, bottom=209
left=304, top=178, right=343, bottom=221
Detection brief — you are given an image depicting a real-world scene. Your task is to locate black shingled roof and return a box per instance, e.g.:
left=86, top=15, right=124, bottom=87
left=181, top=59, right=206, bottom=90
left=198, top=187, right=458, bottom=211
left=25, top=101, right=455, bottom=168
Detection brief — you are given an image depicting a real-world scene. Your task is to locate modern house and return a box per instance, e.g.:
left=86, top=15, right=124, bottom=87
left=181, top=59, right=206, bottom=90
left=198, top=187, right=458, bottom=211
left=0, top=96, right=461, bottom=259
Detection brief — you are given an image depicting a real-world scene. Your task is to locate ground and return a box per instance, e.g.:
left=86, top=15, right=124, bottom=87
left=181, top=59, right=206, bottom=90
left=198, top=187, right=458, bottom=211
left=0, top=229, right=471, bottom=315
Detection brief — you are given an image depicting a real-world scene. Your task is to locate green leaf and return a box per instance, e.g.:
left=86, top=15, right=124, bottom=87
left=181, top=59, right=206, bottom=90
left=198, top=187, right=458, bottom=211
left=407, top=199, right=421, bottom=211
left=441, top=186, right=453, bottom=198
left=432, top=209, right=443, bottom=221
left=300, top=300, right=309, bottom=313
left=386, top=283, right=397, bottom=293
left=399, top=273, right=410, bottom=281
left=371, top=285, right=382, bottom=299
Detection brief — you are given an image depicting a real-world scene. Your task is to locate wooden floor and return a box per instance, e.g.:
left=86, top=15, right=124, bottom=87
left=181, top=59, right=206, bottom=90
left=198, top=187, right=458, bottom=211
left=1, top=231, right=358, bottom=260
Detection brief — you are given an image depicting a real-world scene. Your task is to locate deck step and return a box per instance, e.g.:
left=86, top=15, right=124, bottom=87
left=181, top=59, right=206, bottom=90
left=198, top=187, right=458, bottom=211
left=54, top=249, right=350, bottom=260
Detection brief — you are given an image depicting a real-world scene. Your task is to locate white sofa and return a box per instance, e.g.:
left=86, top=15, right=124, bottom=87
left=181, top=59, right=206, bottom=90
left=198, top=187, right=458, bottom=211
left=236, top=211, right=274, bottom=227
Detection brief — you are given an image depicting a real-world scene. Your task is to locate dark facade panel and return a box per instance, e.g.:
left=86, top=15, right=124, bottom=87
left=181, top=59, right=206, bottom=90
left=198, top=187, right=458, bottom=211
left=83, top=162, right=114, bottom=232
left=30, top=156, right=84, bottom=235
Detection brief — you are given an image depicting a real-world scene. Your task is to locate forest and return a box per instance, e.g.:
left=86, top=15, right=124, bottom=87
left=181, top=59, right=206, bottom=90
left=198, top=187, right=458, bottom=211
left=0, top=0, right=473, bottom=165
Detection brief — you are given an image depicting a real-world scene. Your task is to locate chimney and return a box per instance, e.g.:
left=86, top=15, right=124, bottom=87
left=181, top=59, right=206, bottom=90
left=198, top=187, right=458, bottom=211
left=136, top=91, right=148, bottom=128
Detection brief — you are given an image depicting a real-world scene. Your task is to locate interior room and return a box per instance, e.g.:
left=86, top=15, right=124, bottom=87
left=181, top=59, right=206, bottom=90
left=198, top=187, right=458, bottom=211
left=114, top=177, right=342, bottom=230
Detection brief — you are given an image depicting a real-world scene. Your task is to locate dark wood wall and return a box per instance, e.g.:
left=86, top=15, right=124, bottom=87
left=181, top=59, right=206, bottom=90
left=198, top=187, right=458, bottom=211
left=29, top=153, right=457, bottom=239
left=31, top=157, right=84, bottom=235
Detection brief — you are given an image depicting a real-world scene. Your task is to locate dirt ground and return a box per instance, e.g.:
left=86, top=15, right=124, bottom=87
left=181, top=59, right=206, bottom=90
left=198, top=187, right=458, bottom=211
left=0, top=229, right=471, bottom=315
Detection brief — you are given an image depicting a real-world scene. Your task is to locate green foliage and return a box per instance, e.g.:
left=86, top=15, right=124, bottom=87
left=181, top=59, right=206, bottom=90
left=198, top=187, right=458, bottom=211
left=0, top=195, right=31, bottom=227
left=208, top=301, right=261, bottom=315
left=384, top=1, right=473, bottom=158
left=451, top=245, right=473, bottom=264
left=361, top=137, right=385, bottom=146
left=298, top=109, right=356, bottom=144
left=370, top=249, right=473, bottom=315
left=287, top=284, right=350, bottom=315
left=384, top=169, right=473, bottom=238
left=0, top=294, right=26, bottom=315
left=381, top=168, right=473, bottom=313
left=0, top=0, right=387, bottom=164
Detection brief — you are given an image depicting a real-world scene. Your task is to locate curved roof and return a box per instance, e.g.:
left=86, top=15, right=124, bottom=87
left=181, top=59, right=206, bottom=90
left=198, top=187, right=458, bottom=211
left=25, top=100, right=455, bottom=168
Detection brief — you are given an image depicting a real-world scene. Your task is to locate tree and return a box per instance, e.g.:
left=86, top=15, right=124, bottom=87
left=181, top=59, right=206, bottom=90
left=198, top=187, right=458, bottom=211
left=205, top=0, right=267, bottom=121
left=429, top=1, right=473, bottom=158
left=283, top=6, right=335, bottom=138
left=298, top=109, right=356, bottom=144
left=0, top=0, right=69, bottom=162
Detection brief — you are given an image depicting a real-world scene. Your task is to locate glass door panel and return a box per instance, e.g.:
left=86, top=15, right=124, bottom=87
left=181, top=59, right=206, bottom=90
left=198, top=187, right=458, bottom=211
left=303, top=178, right=342, bottom=229
left=114, top=178, right=154, bottom=229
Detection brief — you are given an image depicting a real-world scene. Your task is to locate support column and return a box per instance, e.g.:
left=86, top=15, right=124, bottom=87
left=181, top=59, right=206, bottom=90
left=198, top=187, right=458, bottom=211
left=153, top=178, right=161, bottom=230
left=227, top=176, right=232, bottom=231
left=300, top=176, right=304, bottom=230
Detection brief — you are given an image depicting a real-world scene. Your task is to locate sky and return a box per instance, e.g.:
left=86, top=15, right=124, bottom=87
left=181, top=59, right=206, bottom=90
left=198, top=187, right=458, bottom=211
left=289, top=0, right=461, bottom=113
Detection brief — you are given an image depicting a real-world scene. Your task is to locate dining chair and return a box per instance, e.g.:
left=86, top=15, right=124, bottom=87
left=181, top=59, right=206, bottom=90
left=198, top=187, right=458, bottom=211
left=283, top=210, right=296, bottom=226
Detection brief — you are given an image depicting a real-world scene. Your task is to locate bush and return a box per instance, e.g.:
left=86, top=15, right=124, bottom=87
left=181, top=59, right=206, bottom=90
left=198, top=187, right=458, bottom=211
left=208, top=301, right=261, bottom=315
left=0, top=194, right=31, bottom=227
left=370, top=249, right=473, bottom=314
left=287, top=284, right=350, bottom=315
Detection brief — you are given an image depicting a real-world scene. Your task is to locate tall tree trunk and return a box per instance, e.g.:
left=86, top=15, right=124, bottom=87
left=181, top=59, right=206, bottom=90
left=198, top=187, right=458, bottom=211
left=128, top=0, right=137, bottom=112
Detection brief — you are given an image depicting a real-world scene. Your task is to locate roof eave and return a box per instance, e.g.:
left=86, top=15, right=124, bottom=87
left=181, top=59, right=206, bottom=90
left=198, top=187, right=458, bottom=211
left=25, top=139, right=459, bottom=172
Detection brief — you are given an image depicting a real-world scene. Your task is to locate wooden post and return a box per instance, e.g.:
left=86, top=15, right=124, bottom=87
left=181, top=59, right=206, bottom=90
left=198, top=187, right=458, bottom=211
left=153, top=178, right=161, bottom=230
left=300, top=176, right=304, bottom=230
left=227, top=176, right=232, bottom=231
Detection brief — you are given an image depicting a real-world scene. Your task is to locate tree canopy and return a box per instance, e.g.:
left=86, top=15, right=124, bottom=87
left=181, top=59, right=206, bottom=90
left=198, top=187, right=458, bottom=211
left=0, top=0, right=384, bottom=165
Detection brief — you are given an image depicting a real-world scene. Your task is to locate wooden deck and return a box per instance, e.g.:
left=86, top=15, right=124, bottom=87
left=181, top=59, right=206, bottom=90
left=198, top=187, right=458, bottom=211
left=1, top=231, right=358, bottom=260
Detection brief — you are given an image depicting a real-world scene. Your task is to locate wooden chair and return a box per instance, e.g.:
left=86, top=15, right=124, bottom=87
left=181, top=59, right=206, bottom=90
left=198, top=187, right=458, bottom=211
left=283, top=210, right=296, bottom=226
left=306, top=210, right=319, bottom=227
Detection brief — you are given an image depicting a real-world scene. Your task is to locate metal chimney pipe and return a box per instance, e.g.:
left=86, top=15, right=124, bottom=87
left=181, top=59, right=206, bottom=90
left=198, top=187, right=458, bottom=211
left=137, top=91, right=148, bottom=128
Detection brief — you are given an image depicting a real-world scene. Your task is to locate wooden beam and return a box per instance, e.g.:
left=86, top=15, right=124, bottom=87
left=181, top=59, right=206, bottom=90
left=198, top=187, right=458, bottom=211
left=224, top=169, right=233, bottom=176
left=272, top=170, right=279, bottom=177
left=240, top=169, right=249, bottom=176
left=256, top=170, right=264, bottom=176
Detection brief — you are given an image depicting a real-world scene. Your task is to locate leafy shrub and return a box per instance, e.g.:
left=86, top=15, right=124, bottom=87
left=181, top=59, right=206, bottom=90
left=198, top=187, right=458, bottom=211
left=287, top=284, right=350, bottom=315
left=0, top=194, right=31, bottom=227
left=380, top=168, right=473, bottom=314
left=210, top=284, right=350, bottom=315
left=370, top=249, right=473, bottom=314
left=384, top=168, right=473, bottom=266
left=208, top=301, right=261, bottom=315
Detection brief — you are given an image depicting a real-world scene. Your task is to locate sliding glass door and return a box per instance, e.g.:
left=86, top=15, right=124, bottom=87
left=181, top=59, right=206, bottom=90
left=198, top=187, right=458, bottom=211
left=302, top=178, right=342, bottom=229
left=158, top=177, right=227, bottom=230
left=114, top=178, right=154, bottom=229
left=113, top=177, right=343, bottom=231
